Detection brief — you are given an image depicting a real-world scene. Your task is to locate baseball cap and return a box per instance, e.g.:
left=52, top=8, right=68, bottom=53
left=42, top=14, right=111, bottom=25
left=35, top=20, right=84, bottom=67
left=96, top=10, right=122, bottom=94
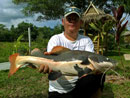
left=64, top=6, right=81, bottom=18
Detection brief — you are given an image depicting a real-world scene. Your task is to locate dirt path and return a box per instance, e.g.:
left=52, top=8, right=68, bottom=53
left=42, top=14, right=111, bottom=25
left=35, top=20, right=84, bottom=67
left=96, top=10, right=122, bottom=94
left=0, top=62, right=10, bottom=71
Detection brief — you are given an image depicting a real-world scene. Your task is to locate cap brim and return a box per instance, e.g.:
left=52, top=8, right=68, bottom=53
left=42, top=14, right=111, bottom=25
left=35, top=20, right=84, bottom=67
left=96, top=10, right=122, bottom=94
left=64, top=11, right=80, bottom=18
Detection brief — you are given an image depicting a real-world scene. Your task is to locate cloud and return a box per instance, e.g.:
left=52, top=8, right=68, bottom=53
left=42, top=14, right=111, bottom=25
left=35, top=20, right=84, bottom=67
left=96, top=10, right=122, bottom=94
left=0, top=0, right=61, bottom=29
left=0, top=9, right=24, bottom=22
left=0, top=0, right=25, bottom=27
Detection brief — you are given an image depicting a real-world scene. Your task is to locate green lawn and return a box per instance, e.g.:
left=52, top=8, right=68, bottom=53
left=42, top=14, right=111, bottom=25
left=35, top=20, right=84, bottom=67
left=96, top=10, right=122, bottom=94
left=102, top=48, right=130, bottom=98
left=0, top=42, right=47, bottom=63
left=0, top=68, right=49, bottom=98
left=0, top=42, right=130, bottom=98
left=0, top=42, right=14, bottom=62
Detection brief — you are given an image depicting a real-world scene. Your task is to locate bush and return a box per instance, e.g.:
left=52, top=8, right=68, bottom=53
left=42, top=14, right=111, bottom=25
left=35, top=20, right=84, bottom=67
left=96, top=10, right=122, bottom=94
left=0, top=41, right=49, bottom=62
left=107, top=34, right=115, bottom=50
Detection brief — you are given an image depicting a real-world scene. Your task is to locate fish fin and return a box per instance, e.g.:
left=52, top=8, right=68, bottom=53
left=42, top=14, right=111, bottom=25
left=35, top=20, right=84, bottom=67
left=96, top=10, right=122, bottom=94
left=8, top=53, right=19, bottom=77
left=48, top=71, right=62, bottom=80
left=74, top=64, right=92, bottom=77
left=79, top=68, right=93, bottom=78
left=49, top=46, right=70, bottom=55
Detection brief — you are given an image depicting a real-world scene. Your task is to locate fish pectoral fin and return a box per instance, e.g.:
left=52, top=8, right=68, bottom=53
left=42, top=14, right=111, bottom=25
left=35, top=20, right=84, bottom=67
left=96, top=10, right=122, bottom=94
left=48, top=71, right=62, bottom=80
left=74, top=64, right=92, bottom=77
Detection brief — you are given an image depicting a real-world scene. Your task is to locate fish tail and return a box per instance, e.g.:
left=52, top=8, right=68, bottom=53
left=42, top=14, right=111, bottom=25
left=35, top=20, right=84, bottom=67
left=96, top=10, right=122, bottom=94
left=8, top=53, right=19, bottom=77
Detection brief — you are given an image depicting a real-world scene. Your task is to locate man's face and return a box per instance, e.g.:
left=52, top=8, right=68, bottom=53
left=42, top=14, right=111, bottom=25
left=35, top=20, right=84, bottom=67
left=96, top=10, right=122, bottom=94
left=62, top=13, right=82, bottom=33
left=66, top=13, right=80, bottom=23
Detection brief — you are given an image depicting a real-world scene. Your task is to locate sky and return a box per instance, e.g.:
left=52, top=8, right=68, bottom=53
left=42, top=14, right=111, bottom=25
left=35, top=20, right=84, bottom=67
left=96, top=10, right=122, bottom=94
left=0, top=0, right=61, bottom=29
left=0, top=0, right=129, bottom=30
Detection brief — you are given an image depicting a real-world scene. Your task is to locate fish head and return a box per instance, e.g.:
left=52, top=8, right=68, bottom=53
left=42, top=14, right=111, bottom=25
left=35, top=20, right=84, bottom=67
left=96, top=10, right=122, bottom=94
left=88, top=54, right=117, bottom=71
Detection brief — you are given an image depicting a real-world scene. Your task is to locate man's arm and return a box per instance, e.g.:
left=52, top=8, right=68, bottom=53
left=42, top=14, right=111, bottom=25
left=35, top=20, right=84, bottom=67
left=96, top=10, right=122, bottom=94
left=85, top=37, right=94, bottom=53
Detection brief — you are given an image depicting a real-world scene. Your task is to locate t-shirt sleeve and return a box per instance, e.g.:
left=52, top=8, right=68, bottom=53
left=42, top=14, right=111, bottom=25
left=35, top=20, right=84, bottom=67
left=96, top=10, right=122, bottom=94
left=85, top=38, right=94, bottom=53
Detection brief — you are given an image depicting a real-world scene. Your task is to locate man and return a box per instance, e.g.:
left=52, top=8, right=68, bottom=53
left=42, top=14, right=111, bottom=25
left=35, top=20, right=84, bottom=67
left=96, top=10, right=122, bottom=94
left=39, top=6, right=105, bottom=98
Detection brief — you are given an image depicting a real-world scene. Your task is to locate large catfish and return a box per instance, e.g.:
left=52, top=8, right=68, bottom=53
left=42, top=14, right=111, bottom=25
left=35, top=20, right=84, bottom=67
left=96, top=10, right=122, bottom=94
left=8, top=46, right=117, bottom=79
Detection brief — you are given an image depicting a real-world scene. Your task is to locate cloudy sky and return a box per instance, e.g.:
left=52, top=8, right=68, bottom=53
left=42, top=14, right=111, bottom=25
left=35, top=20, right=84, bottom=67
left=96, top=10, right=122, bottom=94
left=0, top=0, right=61, bottom=29
left=0, top=0, right=129, bottom=30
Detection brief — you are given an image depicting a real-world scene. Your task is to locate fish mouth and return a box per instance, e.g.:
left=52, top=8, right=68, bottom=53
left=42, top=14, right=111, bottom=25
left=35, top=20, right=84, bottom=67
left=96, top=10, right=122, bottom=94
left=88, top=58, right=100, bottom=70
left=88, top=58, right=117, bottom=71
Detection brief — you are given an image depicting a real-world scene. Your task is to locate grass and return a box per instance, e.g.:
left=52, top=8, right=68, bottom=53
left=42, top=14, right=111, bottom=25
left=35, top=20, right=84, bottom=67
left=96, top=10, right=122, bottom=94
left=0, top=41, right=48, bottom=62
left=0, top=42, right=130, bottom=98
left=102, top=82, right=130, bottom=98
left=106, top=48, right=130, bottom=77
left=101, top=48, right=130, bottom=98
left=0, top=68, right=49, bottom=98
left=0, top=42, right=14, bottom=62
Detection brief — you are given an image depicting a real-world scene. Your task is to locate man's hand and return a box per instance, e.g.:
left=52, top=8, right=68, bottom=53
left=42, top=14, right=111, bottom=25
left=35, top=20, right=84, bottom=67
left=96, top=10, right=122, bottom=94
left=44, top=52, right=52, bottom=55
left=39, top=51, right=53, bottom=74
left=39, top=64, right=52, bottom=74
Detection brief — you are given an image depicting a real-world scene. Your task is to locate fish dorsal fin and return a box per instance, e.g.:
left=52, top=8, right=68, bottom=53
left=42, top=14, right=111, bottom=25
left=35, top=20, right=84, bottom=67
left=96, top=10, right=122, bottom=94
left=44, top=46, right=70, bottom=55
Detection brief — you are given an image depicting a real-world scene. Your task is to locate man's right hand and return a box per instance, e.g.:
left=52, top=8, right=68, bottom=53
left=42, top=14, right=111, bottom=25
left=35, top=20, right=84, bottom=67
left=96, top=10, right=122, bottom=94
left=39, top=64, right=52, bottom=74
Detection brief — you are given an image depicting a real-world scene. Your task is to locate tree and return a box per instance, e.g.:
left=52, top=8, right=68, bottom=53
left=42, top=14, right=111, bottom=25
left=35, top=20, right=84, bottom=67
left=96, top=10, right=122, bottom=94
left=42, top=26, right=53, bottom=38
left=12, top=0, right=130, bottom=20
left=112, top=5, right=128, bottom=55
left=89, top=20, right=115, bottom=54
left=112, top=0, right=130, bottom=14
left=10, top=22, right=38, bottom=41
left=53, top=24, right=63, bottom=35
left=0, top=24, right=10, bottom=41
left=13, top=0, right=66, bottom=20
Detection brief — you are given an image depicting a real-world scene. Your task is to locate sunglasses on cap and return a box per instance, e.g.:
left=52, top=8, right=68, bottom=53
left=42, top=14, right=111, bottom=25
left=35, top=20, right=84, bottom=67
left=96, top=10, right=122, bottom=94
left=64, top=6, right=81, bottom=17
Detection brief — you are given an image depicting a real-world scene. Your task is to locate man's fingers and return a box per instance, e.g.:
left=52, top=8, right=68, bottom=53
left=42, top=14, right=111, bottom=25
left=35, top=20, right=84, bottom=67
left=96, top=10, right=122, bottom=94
left=39, top=64, right=52, bottom=74
left=44, top=52, right=51, bottom=55
left=39, top=64, right=45, bottom=73
left=49, top=69, right=52, bottom=73
left=44, top=65, right=49, bottom=73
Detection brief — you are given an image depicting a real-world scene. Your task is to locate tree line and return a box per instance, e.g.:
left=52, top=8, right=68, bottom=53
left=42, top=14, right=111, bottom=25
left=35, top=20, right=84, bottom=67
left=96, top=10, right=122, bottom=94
left=12, top=0, right=130, bottom=20
left=0, top=22, right=63, bottom=42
